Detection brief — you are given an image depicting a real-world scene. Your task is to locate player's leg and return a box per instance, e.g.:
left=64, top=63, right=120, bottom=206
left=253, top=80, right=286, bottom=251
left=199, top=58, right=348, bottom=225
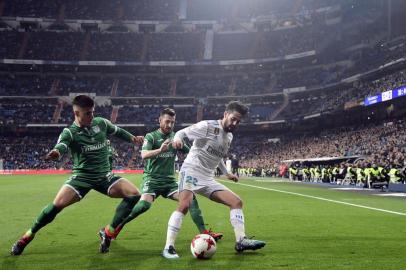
left=116, top=193, right=154, bottom=229
left=98, top=176, right=141, bottom=253
left=103, top=178, right=155, bottom=239
left=210, top=188, right=266, bottom=253
left=162, top=189, right=194, bottom=259
left=107, top=177, right=141, bottom=229
left=114, top=178, right=161, bottom=230
left=170, top=191, right=223, bottom=241
left=11, top=184, right=81, bottom=255
left=210, top=189, right=244, bottom=240
left=170, top=191, right=205, bottom=233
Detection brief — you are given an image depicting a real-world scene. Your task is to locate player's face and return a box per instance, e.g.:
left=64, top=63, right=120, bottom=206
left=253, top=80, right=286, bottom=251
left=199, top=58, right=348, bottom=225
left=222, top=111, right=243, bottom=132
left=159, top=114, right=175, bottom=134
left=74, top=106, right=94, bottom=127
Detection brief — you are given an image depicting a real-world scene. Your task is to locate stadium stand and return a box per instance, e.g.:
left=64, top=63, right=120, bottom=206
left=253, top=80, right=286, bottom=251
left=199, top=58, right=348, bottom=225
left=0, top=0, right=405, bottom=185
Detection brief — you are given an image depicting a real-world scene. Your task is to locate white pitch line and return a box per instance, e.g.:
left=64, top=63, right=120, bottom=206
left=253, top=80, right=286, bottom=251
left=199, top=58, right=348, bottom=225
left=219, top=180, right=406, bottom=217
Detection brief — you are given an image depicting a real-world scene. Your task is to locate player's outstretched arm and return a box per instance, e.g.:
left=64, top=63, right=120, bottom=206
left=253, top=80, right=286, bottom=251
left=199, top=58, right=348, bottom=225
left=104, top=118, right=143, bottom=144
left=131, top=135, right=144, bottom=145
left=142, top=138, right=171, bottom=159
left=49, top=128, right=72, bottom=160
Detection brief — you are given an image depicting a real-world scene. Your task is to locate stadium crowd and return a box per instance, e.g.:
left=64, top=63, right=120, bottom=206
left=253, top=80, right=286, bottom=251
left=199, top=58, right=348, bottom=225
left=232, top=118, right=406, bottom=185
left=1, top=68, right=406, bottom=126
left=0, top=134, right=139, bottom=170
left=2, top=115, right=405, bottom=189
left=1, top=68, right=406, bottom=189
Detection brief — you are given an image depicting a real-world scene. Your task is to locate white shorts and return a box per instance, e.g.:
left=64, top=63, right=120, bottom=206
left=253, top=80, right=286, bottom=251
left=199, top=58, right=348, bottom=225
left=178, top=169, right=230, bottom=199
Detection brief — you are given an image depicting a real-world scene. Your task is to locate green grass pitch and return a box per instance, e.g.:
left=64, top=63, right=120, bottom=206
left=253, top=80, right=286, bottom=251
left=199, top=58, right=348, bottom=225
left=1, top=174, right=406, bottom=270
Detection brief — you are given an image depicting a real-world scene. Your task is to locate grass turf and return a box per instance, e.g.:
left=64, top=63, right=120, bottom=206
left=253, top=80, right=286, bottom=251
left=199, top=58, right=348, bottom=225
left=1, top=174, right=406, bottom=270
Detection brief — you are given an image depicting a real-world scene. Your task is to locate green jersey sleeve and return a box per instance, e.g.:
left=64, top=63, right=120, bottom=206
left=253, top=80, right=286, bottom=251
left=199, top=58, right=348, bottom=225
left=142, top=133, right=154, bottom=151
left=102, top=118, right=134, bottom=143
left=54, top=128, right=73, bottom=155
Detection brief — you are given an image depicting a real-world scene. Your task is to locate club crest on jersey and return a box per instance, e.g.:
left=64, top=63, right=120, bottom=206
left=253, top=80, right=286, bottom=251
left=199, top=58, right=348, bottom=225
left=92, top=126, right=101, bottom=134
left=214, top=128, right=220, bottom=135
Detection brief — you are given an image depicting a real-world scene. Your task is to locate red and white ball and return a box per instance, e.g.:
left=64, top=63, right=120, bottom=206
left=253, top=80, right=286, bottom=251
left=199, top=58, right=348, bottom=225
left=190, top=234, right=217, bottom=259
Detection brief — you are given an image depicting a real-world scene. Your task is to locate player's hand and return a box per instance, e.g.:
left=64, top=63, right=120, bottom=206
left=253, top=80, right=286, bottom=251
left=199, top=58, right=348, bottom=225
left=160, top=139, right=171, bottom=153
left=132, top=136, right=144, bottom=145
left=226, top=173, right=239, bottom=182
left=45, top=149, right=60, bottom=161
left=172, top=138, right=183, bottom=149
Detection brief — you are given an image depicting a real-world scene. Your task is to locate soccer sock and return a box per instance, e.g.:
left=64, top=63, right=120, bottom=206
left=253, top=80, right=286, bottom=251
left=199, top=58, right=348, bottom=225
left=24, top=229, right=34, bottom=238
left=30, top=203, right=61, bottom=234
left=19, top=229, right=35, bottom=243
left=165, top=211, right=184, bottom=249
left=189, top=196, right=206, bottom=233
left=117, top=199, right=151, bottom=229
left=109, top=195, right=141, bottom=230
left=230, top=208, right=246, bottom=242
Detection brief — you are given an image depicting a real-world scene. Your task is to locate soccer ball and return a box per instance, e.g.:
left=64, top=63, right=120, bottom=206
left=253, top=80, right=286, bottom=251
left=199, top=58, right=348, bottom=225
left=190, top=234, right=217, bottom=259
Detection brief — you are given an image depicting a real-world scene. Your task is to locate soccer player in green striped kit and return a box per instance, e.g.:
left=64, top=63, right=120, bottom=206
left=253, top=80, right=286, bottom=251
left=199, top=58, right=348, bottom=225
left=10, top=95, right=144, bottom=255
left=99, top=108, right=222, bottom=253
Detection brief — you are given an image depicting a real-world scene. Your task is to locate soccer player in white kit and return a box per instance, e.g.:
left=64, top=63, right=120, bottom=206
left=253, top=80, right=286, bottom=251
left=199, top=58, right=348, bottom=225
left=162, top=101, right=266, bottom=259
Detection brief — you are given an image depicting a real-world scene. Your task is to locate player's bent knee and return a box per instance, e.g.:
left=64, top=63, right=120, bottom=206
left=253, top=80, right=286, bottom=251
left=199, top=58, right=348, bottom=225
left=110, top=179, right=140, bottom=198
left=177, top=204, right=190, bottom=215
left=232, top=198, right=243, bottom=209
left=53, top=194, right=80, bottom=209
left=53, top=199, right=71, bottom=210
left=127, top=188, right=141, bottom=197
left=238, top=198, right=243, bottom=208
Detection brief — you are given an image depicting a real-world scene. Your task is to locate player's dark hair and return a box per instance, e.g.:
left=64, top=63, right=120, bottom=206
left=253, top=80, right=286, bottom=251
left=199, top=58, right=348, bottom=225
left=226, top=101, right=248, bottom=116
left=72, top=95, right=94, bottom=108
left=160, top=108, right=176, bottom=117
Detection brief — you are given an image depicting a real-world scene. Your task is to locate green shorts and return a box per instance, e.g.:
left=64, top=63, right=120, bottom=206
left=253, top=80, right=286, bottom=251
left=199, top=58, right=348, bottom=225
left=64, top=173, right=123, bottom=199
left=140, top=177, right=178, bottom=199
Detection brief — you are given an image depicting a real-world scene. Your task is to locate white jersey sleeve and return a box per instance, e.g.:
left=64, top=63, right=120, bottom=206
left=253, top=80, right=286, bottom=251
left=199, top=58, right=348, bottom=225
left=174, top=121, right=208, bottom=142
left=219, top=159, right=229, bottom=175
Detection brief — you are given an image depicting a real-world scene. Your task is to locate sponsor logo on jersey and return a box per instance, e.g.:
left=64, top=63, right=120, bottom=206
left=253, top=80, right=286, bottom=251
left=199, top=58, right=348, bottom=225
left=157, top=152, right=175, bottom=158
left=92, top=126, right=101, bottom=134
left=206, top=145, right=226, bottom=158
left=81, top=141, right=107, bottom=152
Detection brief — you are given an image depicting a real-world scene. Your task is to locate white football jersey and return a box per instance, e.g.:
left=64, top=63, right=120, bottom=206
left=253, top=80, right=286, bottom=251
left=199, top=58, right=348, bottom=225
left=174, top=120, right=233, bottom=176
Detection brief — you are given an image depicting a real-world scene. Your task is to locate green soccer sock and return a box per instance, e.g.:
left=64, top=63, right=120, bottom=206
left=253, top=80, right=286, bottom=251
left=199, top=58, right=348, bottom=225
left=190, top=196, right=206, bottom=233
left=109, top=195, right=142, bottom=229
left=118, top=200, right=152, bottom=228
left=30, top=203, right=61, bottom=234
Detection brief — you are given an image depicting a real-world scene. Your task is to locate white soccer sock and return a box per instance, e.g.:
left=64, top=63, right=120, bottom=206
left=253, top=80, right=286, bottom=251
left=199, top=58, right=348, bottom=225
left=230, top=208, right=246, bottom=242
left=165, top=211, right=184, bottom=249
